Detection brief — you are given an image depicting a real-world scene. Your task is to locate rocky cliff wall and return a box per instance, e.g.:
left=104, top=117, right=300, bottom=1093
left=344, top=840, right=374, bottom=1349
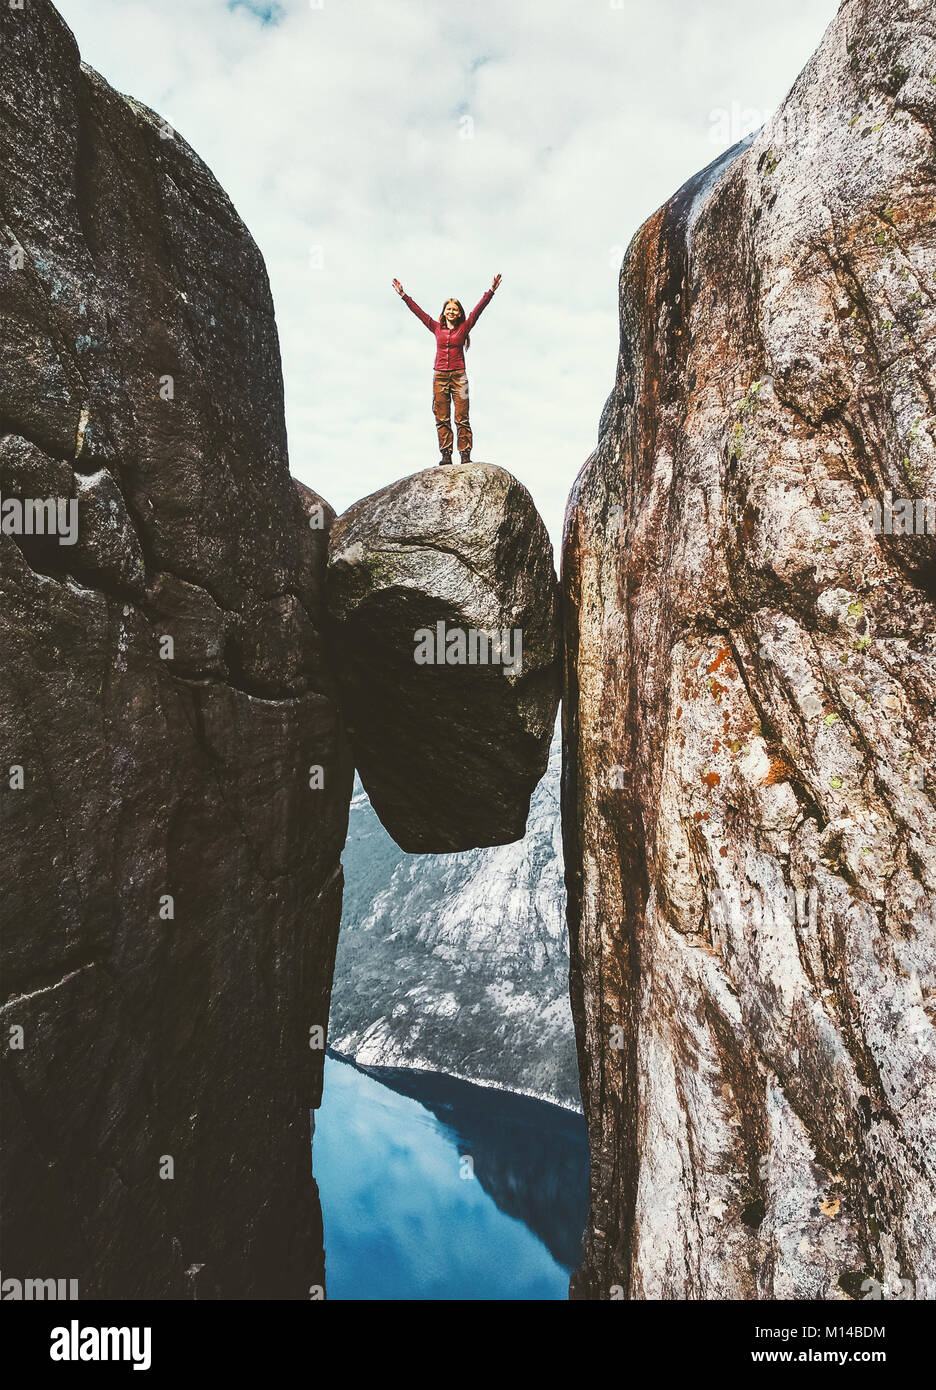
left=563, top=0, right=936, bottom=1300
left=0, top=0, right=352, bottom=1298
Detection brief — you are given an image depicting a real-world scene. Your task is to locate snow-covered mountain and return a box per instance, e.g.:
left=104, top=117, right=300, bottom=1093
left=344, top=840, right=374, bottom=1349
left=330, top=731, right=580, bottom=1110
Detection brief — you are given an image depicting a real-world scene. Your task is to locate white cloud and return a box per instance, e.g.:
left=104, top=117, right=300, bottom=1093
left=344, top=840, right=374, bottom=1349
left=56, top=0, right=839, bottom=553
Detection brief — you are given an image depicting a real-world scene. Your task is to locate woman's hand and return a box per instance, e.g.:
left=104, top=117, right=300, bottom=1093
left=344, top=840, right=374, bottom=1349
left=392, top=278, right=404, bottom=296
left=490, top=273, right=501, bottom=293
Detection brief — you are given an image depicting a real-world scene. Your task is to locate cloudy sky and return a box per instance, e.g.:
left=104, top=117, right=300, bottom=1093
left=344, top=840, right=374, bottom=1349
left=57, top=0, right=839, bottom=551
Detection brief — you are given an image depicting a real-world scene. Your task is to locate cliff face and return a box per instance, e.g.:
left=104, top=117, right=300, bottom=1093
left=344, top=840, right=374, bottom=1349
left=326, top=463, right=560, bottom=852
left=0, top=0, right=352, bottom=1297
left=564, top=0, right=936, bottom=1300
left=332, top=730, right=580, bottom=1110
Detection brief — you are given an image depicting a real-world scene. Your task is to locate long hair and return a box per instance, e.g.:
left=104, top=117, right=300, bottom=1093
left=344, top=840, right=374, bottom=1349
left=440, top=298, right=470, bottom=349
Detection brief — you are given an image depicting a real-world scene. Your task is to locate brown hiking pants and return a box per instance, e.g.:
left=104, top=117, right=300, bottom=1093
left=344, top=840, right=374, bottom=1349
left=432, top=370, right=471, bottom=455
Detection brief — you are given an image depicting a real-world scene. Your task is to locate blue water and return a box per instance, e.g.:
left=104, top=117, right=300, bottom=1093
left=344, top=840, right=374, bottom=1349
left=313, top=1054, right=589, bottom=1300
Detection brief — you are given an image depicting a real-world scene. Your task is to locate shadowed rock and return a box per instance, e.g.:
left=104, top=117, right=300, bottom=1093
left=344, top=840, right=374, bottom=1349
left=0, top=0, right=352, bottom=1299
left=564, top=0, right=936, bottom=1300
left=327, top=463, right=560, bottom=852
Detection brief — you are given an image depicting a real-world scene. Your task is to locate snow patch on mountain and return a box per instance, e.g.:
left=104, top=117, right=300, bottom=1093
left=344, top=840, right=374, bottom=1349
left=330, top=730, right=579, bottom=1110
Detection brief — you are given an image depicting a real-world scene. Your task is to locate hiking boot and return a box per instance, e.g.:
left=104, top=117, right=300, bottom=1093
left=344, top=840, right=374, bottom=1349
left=439, top=450, right=453, bottom=466
left=459, top=451, right=472, bottom=463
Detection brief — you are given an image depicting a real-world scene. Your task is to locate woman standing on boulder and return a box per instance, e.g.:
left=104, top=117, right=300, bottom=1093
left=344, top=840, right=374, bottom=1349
left=392, top=275, right=501, bottom=465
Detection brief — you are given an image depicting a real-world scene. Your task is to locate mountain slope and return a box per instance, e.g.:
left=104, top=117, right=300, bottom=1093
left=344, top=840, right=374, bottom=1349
left=331, top=732, right=579, bottom=1110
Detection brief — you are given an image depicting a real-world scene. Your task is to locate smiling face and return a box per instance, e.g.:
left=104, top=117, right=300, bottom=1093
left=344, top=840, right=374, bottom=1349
left=443, top=300, right=461, bottom=327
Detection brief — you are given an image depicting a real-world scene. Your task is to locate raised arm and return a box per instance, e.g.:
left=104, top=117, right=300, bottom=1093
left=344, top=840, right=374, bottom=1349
left=392, top=279, right=437, bottom=332
left=464, top=290, right=493, bottom=333
left=464, top=274, right=501, bottom=332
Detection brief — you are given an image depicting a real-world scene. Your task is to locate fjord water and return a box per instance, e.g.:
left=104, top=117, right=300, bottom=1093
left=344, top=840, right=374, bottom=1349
left=313, top=1054, right=589, bottom=1299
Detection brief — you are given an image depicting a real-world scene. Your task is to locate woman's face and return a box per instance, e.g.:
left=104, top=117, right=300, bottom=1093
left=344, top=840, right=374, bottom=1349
left=443, top=301, right=460, bottom=327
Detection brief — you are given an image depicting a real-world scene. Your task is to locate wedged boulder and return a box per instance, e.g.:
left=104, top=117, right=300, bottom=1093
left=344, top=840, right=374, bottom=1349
left=327, top=463, right=560, bottom=852
left=564, top=0, right=936, bottom=1299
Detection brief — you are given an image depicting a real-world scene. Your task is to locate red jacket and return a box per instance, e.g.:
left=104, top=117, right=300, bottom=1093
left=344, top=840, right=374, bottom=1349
left=401, top=289, right=494, bottom=371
